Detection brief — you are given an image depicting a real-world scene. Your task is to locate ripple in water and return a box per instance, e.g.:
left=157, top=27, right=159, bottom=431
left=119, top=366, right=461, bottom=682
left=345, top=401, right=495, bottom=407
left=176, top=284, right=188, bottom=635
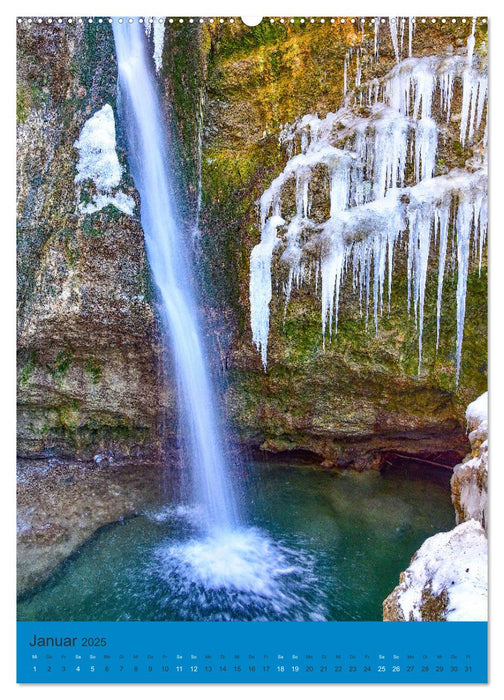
left=149, top=525, right=328, bottom=621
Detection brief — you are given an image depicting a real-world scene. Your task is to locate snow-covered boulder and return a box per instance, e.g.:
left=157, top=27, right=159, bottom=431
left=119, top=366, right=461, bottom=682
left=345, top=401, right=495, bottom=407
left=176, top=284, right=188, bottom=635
left=383, top=519, right=487, bottom=621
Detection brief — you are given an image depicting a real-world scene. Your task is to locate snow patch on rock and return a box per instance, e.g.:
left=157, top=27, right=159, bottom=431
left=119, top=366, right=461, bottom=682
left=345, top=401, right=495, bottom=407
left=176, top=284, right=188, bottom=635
left=395, top=520, right=487, bottom=621
left=466, top=391, right=488, bottom=433
left=74, top=104, right=135, bottom=216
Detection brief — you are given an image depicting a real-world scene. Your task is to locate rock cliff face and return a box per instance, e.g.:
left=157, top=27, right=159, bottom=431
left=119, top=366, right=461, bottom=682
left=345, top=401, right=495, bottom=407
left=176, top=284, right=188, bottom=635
left=17, top=21, right=174, bottom=464
left=383, top=392, right=488, bottom=621
left=183, top=18, right=488, bottom=468
left=17, top=18, right=487, bottom=469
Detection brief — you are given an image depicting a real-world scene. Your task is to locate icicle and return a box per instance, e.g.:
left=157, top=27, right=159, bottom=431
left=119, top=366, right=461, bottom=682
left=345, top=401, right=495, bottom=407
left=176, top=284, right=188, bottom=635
left=460, top=19, right=484, bottom=147
left=374, top=18, right=380, bottom=60
left=478, top=194, right=488, bottom=274
left=389, top=18, right=400, bottom=63
left=409, top=202, right=433, bottom=372
left=386, top=214, right=402, bottom=313
left=408, top=17, right=414, bottom=58
left=455, top=196, right=473, bottom=386
left=250, top=215, right=285, bottom=369
left=364, top=248, right=371, bottom=329
left=468, top=18, right=476, bottom=66
left=435, top=202, right=450, bottom=350
left=371, top=108, right=409, bottom=198
left=439, top=67, right=456, bottom=124
left=475, top=74, right=488, bottom=132
left=372, top=229, right=386, bottom=333
left=412, top=60, right=436, bottom=120
left=145, top=17, right=165, bottom=74
left=329, top=159, right=351, bottom=216
left=250, top=50, right=488, bottom=383
left=355, top=49, right=362, bottom=89
left=320, top=226, right=345, bottom=343
left=344, top=53, right=348, bottom=96
left=414, top=118, right=437, bottom=182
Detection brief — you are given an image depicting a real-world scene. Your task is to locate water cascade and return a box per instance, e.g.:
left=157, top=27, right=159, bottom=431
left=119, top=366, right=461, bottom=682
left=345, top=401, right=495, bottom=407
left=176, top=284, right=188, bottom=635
left=112, top=22, right=325, bottom=618
left=113, top=22, right=237, bottom=533
left=250, top=20, right=487, bottom=384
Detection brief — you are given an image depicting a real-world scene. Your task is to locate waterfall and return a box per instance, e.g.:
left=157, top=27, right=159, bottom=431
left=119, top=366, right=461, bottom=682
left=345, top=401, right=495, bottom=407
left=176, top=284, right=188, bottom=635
left=113, top=21, right=238, bottom=533
left=112, top=22, right=324, bottom=615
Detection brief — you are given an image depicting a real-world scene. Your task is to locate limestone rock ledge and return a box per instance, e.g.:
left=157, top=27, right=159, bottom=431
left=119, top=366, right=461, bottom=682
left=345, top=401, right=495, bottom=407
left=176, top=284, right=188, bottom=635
left=383, top=392, right=488, bottom=621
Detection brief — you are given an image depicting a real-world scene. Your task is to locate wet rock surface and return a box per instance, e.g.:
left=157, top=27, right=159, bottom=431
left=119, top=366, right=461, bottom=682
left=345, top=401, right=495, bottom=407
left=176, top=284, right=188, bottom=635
left=17, top=457, right=166, bottom=597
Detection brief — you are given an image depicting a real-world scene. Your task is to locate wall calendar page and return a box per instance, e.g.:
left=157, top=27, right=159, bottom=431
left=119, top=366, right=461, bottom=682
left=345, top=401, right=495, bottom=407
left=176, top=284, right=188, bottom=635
left=16, top=12, right=488, bottom=685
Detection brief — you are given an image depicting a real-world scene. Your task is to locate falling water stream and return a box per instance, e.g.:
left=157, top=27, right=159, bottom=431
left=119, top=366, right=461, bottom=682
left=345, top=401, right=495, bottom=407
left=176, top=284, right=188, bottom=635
left=114, top=23, right=237, bottom=533
left=112, top=22, right=310, bottom=608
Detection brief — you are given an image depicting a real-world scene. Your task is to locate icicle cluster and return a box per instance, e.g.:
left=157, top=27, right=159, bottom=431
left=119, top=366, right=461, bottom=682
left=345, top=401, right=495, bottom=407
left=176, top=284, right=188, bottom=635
left=250, top=23, right=487, bottom=385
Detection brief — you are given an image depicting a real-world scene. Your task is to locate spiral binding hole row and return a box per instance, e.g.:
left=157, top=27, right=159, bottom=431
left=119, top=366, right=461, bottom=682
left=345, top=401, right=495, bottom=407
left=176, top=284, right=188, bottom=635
left=17, top=17, right=488, bottom=26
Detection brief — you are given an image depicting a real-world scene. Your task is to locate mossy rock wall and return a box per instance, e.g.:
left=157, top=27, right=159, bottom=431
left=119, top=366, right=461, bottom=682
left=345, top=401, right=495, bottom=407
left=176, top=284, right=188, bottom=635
left=17, top=20, right=175, bottom=462
left=17, top=18, right=487, bottom=468
left=166, top=18, right=487, bottom=466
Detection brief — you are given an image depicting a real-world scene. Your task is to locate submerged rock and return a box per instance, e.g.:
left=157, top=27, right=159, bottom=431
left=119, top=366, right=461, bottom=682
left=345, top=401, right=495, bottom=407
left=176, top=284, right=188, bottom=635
left=16, top=457, right=166, bottom=596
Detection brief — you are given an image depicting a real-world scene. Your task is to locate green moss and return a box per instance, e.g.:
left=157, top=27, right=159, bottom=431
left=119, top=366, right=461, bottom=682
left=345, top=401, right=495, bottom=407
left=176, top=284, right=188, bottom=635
left=62, top=228, right=79, bottom=268
left=79, top=181, right=94, bottom=206
left=16, top=82, right=51, bottom=123
left=135, top=264, right=156, bottom=304
left=52, top=349, right=73, bottom=380
left=84, top=357, right=102, bottom=384
left=211, top=21, right=289, bottom=61
left=48, top=412, right=151, bottom=451
left=281, top=315, right=324, bottom=365
left=81, top=213, right=103, bottom=237
left=71, top=22, right=116, bottom=101
left=58, top=401, right=81, bottom=431
left=16, top=84, right=29, bottom=123
left=19, top=350, right=37, bottom=386
left=100, top=203, right=123, bottom=222
left=80, top=203, right=126, bottom=237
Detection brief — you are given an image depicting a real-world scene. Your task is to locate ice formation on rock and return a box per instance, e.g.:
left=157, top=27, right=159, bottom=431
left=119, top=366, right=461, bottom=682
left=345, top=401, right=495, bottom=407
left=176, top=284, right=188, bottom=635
left=250, top=20, right=487, bottom=384
left=466, top=390, right=488, bottom=432
left=74, top=104, right=135, bottom=216
left=144, top=17, right=165, bottom=73
left=452, top=391, right=488, bottom=529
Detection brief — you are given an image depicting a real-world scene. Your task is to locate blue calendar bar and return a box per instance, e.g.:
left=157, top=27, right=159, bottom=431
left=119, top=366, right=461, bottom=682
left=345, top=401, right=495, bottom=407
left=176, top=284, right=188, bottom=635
left=17, top=621, right=487, bottom=683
